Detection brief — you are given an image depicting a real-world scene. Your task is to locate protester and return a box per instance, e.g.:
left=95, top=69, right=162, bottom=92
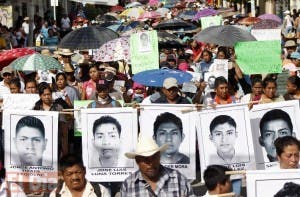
left=81, top=65, right=102, bottom=100
left=121, top=134, right=195, bottom=196
left=284, top=76, right=300, bottom=100
left=49, top=154, right=110, bottom=197
left=240, top=77, right=263, bottom=103
left=259, top=76, right=284, bottom=104
left=87, top=84, right=121, bottom=108
left=0, top=67, right=13, bottom=98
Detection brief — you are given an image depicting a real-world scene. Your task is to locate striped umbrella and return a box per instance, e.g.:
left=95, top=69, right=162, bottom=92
left=9, top=53, right=63, bottom=71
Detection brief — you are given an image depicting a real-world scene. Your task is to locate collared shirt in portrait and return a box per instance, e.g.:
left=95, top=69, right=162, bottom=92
left=0, top=178, right=27, bottom=197
left=120, top=165, right=195, bottom=197
left=49, top=181, right=110, bottom=197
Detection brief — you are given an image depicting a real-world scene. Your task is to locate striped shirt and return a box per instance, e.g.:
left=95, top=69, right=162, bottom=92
left=120, top=165, right=195, bottom=197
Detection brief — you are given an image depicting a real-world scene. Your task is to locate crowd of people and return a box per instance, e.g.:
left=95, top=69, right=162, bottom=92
left=0, top=0, right=300, bottom=196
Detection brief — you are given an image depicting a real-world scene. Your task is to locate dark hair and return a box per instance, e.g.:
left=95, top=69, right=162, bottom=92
left=210, top=115, right=236, bottom=134
left=16, top=116, right=45, bottom=138
left=287, top=76, right=300, bottom=89
left=274, top=182, right=300, bottom=197
left=217, top=47, right=230, bottom=59
left=88, top=64, right=99, bottom=72
left=262, top=76, right=277, bottom=88
left=201, top=49, right=213, bottom=60
left=204, top=165, right=231, bottom=191
left=55, top=72, right=67, bottom=81
left=9, top=78, right=21, bottom=89
left=251, top=77, right=263, bottom=87
left=259, top=109, right=293, bottom=136
left=214, top=76, right=228, bottom=89
left=96, top=83, right=109, bottom=92
left=25, top=78, right=37, bottom=89
left=153, top=112, right=183, bottom=137
left=274, top=136, right=300, bottom=156
left=59, top=154, right=84, bottom=172
left=92, top=116, right=121, bottom=137
left=37, top=82, right=52, bottom=96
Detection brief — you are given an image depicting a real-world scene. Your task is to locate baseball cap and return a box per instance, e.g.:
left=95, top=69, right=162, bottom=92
left=163, top=77, right=178, bottom=89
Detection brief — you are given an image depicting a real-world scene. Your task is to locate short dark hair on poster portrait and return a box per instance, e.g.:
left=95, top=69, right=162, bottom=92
left=16, top=116, right=45, bottom=138
left=210, top=115, right=236, bottom=135
left=92, top=116, right=122, bottom=136
left=153, top=112, right=183, bottom=137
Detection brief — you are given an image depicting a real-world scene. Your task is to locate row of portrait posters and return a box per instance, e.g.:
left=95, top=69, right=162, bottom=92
left=3, top=110, right=58, bottom=183
left=2, top=100, right=300, bottom=183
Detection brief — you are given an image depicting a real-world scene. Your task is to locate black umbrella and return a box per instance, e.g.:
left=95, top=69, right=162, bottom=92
left=157, top=31, right=184, bottom=48
left=193, top=25, right=256, bottom=47
left=59, top=26, right=119, bottom=50
left=154, top=19, right=197, bottom=30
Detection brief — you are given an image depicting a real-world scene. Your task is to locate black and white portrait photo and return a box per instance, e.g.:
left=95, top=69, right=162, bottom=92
left=138, top=32, right=151, bottom=52
left=81, top=108, right=138, bottom=182
left=3, top=110, right=58, bottom=183
left=246, top=169, right=300, bottom=197
left=250, top=100, right=300, bottom=169
left=139, top=104, right=196, bottom=179
left=197, top=104, right=255, bottom=172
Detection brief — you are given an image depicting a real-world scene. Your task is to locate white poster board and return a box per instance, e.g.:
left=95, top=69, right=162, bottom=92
left=251, top=29, right=281, bottom=41
left=139, top=104, right=196, bottom=179
left=2, top=94, right=39, bottom=110
left=81, top=108, right=138, bottom=182
left=247, top=169, right=300, bottom=197
left=250, top=100, right=300, bottom=169
left=197, top=104, right=255, bottom=176
left=4, top=110, right=58, bottom=183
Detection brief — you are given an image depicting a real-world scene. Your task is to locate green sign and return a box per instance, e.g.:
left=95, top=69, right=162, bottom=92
left=200, top=15, right=222, bottom=30
left=73, top=100, right=93, bottom=137
left=235, top=40, right=282, bottom=74
left=130, top=30, right=159, bottom=74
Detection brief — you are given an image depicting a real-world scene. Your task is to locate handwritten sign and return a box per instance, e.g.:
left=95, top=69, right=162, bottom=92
left=251, top=29, right=281, bottom=41
left=235, top=40, right=282, bottom=74
left=130, top=30, right=159, bottom=74
left=201, top=15, right=222, bottom=30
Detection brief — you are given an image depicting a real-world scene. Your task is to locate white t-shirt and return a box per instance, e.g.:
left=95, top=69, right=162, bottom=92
left=61, top=17, right=70, bottom=29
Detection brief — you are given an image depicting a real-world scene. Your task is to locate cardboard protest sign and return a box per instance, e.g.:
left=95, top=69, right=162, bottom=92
left=81, top=108, right=138, bottom=182
left=201, top=15, right=222, bottom=29
left=4, top=110, right=59, bottom=183
left=247, top=170, right=300, bottom=197
left=235, top=40, right=282, bottom=74
left=130, top=31, right=159, bottom=74
left=197, top=104, right=255, bottom=175
left=250, top=100, right=300, bottom=170
left=139, top=104, right=196, bottom=179
left=251, top=29, right=281, bottom=41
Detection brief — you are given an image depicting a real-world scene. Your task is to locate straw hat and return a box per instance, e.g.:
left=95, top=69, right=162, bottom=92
left=125, top=134, right=168, bottom=159
left=41, top=49, right=53, bottom=57
left=1, top=66, right=13, bottom=77
left=64, top=63, right=75, bottom=73
left=58, top=49, right=74, bottom=56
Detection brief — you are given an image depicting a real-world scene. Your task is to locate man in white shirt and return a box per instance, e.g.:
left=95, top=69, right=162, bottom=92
left=0, top=66, right=13, bottom=100
left=61, top=14, right=71, bottom=31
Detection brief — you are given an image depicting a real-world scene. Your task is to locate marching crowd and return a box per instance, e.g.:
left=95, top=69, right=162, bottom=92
left=1, top=0, right=300, bottom=196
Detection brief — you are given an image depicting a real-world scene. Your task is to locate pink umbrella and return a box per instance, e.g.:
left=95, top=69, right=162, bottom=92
left=138, top=11, right=162, bottom=20
left=258, top=14, right=282, bottom=24
left=0, top=48, right=36, bottom=70
left=93, top=37, right=130, bottom=62
left=148, top=0, right=160, bottom=6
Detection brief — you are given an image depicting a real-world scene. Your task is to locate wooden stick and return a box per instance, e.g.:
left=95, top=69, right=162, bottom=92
left=216, top=192, right=236, bottom=197
left=225, top=170, right=246, bottom=175
left=59, top=111, right=73, bottom=115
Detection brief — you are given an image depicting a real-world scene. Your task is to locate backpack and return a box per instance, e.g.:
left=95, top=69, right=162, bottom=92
left=55, top=180, right=102, bottom=197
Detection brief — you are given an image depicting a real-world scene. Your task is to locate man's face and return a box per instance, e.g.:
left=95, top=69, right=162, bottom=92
left=135, top=152, right=161, bottom=180
left=25, top=82, right=37, bottom=94
left=14, top=126, right=47, bottom=166
left=154, top=122, right=184, bottom=155
left=2, top=73, right=12, bottom=84
left=62, top=164, right=86, bottom=191
left=163, top=87, right=179, bottom=101
left=278, top=144, right=300, bottom=169
left=260, top=119, right=293, bottom=159
left=215, top=83, right=228, bottom=99
left=93, top=123, right=120, bottom=159
left=210, top=122, right=237, bottom=154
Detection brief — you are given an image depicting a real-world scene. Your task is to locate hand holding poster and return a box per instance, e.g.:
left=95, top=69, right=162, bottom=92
left=130, top=30, right=159, bottom=74
left=3, top=110, right=59, bottom=183
left=235, top=40, right=282, bottom=74
left=81, top=108, right=138, bottom=182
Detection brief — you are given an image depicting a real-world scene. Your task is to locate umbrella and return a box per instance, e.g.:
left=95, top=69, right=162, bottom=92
left=138, top=11, right=162, bottom=21
left=258, top=14, right=282, bottom=23
left=156, top=8, right=170, bottom=17
left=116, top=21, right=141, bottom=32
left=59, top=26, right=119, bottom=50
left=238, top=17, right=262, bottom=25
left=0, top=48, right=36, bottom=69
left=125, top=2, right=142, bottom=8
left=252, top=19, right=281, bottom=29
left=9, top=53, right=63, bottom=71
left=111, top=5, right=125, bottom=13
left=120, top=7, right=145, bottom=19
left=178, top=10, right=197, bottom=20
left=97, top=14, right=119, bottom=22
left=148, top=0, right=160, bottom=6
left=132, top=68, right=193, bottom=87
left=192, top=8, right=218, bottom=21
left=93, top=37, right=130, bottom=62
left=193, top=25, right=257, bottom=47
left=154, top=19, right=197, bottom=30
left=157, top=31, right=183, bottom=43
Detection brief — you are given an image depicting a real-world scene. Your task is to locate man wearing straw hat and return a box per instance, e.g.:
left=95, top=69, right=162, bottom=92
left=121, top=134, right=195, bottom=196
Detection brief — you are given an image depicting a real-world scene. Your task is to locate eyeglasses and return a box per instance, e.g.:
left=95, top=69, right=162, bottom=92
left=2, top=73, right=11, bottom=77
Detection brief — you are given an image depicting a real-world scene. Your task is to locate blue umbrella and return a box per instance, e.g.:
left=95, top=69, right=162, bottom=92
left=132, top=68, right=193, bottom=87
